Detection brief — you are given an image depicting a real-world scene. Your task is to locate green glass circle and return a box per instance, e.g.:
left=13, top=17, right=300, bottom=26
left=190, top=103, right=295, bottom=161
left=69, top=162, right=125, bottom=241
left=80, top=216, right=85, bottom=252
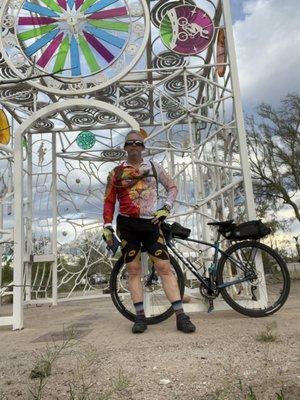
left=76, top=131, right=96, bottom=150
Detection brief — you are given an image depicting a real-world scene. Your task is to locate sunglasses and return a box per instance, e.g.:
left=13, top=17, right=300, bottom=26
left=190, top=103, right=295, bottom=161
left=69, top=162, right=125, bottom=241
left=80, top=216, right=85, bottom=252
left=124, top=140, right=144, bottom=147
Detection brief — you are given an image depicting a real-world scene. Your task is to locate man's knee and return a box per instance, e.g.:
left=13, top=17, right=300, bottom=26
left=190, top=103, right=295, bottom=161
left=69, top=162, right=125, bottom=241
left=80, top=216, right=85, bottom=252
left=154, top=260, right=172, bottom=275
left=126, top=262, right=141, bottom=276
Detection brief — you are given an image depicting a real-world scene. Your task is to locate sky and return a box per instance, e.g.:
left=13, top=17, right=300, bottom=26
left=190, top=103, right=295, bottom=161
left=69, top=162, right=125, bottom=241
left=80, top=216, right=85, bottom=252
left=230, top=0, right=300, bottom=114
left=230, top=0, right=300, bottom=239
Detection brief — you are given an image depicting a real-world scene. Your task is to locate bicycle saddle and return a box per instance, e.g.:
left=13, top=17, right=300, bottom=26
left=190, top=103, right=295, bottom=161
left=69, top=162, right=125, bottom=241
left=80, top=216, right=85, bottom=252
left=207, top=220, right=234, bottom=228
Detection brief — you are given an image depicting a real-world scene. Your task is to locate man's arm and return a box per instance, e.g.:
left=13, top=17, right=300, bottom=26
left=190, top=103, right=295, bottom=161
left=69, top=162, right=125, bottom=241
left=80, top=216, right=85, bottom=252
left=103, top=169, right=117, bottom=226
left=155, top=162, right=178, bottom=209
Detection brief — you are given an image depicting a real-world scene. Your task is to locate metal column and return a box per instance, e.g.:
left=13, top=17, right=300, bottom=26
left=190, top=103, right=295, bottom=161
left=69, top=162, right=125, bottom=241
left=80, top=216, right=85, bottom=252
left=12, top=129, right=24, bottom=330
left=222, top=0, right=256, bottom=220
left=52, top=132, right=58, bottom=305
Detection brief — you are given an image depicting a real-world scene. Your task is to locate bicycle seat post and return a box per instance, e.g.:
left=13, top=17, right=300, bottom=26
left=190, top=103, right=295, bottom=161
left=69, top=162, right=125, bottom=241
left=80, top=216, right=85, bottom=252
left=214, top=230, right=222, bottom=246
left=207, top=229, right=221, bottom=273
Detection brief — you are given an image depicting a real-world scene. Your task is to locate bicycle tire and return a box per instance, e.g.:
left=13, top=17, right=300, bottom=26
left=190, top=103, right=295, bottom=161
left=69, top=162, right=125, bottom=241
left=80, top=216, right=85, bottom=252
left=216, top=241, right=290, bottom=317
left=110, top=254, right=185, bottom=325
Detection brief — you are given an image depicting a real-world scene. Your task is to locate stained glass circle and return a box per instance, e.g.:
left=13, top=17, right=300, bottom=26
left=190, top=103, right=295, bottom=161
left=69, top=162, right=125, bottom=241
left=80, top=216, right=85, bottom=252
left=160, top=5, right=214, bottom=55
left=76, top=130, right=96, bottom=149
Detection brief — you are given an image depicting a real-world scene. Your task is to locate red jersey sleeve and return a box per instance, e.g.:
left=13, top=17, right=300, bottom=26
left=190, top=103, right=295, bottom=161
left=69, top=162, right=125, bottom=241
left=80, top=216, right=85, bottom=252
left=103, top=169, right=117, bottom=225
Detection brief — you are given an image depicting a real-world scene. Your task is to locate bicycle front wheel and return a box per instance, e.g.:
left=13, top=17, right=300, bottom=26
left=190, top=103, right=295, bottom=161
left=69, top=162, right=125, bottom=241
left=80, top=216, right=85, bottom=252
left=110, top=254, right=185, bottom=325
left=216, top=241, right=290, bottom=317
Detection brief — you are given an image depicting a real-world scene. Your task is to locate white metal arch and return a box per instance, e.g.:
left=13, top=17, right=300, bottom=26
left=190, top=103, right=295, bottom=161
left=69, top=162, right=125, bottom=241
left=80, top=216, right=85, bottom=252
left=0, top=0, right=260, bottom=330
left=12, top=100, right=139, bottom=330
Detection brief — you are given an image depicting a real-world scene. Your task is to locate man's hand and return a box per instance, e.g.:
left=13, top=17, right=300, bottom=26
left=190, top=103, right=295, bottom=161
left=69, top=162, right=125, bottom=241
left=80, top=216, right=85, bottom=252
left=102, top=226, right=114, bottom=248
left=152, top=205, right=170, bottom=224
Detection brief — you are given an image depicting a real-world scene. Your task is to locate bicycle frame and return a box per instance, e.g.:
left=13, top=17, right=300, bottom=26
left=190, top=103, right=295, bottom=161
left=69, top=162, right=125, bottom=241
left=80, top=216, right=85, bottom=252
left=166, top=235, right=257, bottom=292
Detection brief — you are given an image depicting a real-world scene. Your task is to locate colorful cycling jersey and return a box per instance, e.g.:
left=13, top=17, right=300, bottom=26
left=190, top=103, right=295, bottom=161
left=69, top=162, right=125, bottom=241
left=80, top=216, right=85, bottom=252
left=103, top=160, right=178, bottom=225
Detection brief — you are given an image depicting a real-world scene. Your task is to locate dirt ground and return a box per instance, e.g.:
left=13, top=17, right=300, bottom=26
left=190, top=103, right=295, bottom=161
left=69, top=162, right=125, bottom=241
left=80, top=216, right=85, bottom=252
left=0, top=281, right=299, bottom=400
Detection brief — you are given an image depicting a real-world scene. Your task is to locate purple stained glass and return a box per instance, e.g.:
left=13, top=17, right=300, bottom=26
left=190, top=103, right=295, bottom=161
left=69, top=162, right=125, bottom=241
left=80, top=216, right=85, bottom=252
left=160, top=5, right=215, bottom=56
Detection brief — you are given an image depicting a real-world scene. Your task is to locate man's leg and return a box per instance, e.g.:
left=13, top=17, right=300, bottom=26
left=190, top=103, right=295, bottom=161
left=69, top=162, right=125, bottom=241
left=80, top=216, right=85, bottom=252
left=153, top=259, right=181, bottom=302
left=126, top=260, right=143, bottom=303
left=126, top=258, right=147, bottom=333
left=116, top=215, right=147, bottom=333
left=143, top=223, right=196, bottom=333
left=154, top=259, right=196, bottom=333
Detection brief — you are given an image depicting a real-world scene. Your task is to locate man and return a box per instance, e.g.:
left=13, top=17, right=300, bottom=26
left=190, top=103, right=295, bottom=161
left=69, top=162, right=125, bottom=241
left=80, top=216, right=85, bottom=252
left=102, top=130, right=196, bottom=334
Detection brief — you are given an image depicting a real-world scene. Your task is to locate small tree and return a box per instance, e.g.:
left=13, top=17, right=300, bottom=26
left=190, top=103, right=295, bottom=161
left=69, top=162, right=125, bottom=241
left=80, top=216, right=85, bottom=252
left=246, top=94, right=300, bottom=222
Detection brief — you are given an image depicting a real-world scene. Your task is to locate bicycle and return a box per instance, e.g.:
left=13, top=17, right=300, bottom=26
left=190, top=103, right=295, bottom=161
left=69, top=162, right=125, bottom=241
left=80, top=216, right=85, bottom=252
left=110, top=220, right=291, bottom=324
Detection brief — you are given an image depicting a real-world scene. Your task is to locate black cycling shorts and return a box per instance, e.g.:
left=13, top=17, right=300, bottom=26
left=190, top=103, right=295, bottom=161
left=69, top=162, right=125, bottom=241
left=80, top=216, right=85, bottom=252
left=116, top=214, right=170, bottom=264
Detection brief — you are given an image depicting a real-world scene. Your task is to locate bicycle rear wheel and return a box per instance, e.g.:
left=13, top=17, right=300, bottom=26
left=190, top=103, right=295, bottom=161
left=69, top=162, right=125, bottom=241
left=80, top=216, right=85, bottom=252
left=216, top=241, right=290, bottom=317
left=110, top=254, right=185, bottom=324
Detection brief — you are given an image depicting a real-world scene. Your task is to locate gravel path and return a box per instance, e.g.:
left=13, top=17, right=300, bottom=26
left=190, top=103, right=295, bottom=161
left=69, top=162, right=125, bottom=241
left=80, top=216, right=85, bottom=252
left=0, top=281, right=299, bottom=400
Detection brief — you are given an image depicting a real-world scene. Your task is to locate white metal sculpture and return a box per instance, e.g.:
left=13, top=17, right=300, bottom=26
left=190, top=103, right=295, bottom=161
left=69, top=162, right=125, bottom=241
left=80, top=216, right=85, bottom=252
left=0, top=0, right=256, bottom=329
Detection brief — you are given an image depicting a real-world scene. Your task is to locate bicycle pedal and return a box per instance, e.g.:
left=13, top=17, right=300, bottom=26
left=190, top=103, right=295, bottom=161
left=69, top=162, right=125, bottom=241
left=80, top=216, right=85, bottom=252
left=207, top=299, right=214, bottom=313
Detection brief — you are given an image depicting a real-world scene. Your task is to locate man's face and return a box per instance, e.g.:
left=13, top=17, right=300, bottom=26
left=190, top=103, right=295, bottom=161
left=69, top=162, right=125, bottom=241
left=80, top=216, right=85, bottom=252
left=124, top=133, right=144, bottom=157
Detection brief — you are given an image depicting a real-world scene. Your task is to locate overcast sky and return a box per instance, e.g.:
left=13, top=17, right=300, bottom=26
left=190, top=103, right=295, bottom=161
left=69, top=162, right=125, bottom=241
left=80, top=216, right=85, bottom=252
left=230, top=0, right=300, bottom=114
left=230, top=0, right=300, bottom=237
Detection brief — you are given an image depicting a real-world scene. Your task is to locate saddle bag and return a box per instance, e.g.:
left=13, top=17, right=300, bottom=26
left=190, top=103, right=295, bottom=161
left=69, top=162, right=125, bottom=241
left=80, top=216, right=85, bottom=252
left=170, top=222, right=191, bottom=239
left=221, top=220, right=271, bottom=241
left=161, top=222, right=191, bottom=239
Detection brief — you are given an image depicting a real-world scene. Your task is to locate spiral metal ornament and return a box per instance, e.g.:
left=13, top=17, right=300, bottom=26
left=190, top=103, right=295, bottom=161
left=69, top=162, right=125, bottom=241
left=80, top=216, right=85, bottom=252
left=94, top=95, right=116, bottom=105
left=121, top=96, right=148, bottom=110
left=0, top=53, right=6, bottom=65
left=97, top=84, right=117, bottom=97
left=101, top=149, right=125, bottom=160
left=152, top=51, right=188, bottom=74
left=33, top=119, right=55, bottom=130
left=150, top=0, right=195, bottom=28
left=165, top=75, right=198, bottom=95
left=154, top=95, right=183, bottom=111
left=166, top=109, right=186, bottom=120
left=0, top=66, right=18, bottom=79
left=119, top=86, right=140, bottom=95
left=128, top=110, right=149, bottom=122
left=0, top=88, right=34, bottom=103
left=65, top=107, right=97, bottom=115
left=69, top=114, right=97, bottom=127
left=96, top=111, right=121, bottom=124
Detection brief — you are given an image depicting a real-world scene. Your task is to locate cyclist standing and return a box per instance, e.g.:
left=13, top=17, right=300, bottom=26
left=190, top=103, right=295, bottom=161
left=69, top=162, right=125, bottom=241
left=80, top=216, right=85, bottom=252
left=102, top=130, right=196, bottom=334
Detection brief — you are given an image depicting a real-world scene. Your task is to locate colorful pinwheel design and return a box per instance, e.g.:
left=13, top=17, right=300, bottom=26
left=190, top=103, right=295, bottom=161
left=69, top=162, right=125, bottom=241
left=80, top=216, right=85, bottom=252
left=17, top=0, right=131, bottom=77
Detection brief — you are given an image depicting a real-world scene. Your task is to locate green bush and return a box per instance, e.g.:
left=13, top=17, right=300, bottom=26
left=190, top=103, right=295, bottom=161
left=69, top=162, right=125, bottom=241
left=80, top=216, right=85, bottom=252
left=1, top=263, right=13, bottom=284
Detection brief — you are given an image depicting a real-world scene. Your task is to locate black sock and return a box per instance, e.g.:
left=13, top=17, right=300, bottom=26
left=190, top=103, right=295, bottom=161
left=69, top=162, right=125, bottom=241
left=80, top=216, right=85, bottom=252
left=134, top=301, right=145, bottom=318
left=171, top=300, right=184, bottom=318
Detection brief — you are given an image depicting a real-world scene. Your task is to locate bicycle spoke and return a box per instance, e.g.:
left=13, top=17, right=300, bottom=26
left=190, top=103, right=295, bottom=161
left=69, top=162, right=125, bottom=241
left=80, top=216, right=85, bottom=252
left=217, top=241, right=290, bottom=316
left=111, top=255, right=184, bottom=324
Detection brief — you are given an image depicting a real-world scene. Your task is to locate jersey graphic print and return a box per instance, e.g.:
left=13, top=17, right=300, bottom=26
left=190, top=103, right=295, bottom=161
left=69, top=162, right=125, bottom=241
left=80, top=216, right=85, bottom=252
left=103, top=161, right=177, bottom=224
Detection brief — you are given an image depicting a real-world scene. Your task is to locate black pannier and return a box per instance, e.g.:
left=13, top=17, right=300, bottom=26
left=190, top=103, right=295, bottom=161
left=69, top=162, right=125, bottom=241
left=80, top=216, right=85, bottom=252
left=219, top=220, right=271, bottom=241
left=162, top=222, right=191, bottom=239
